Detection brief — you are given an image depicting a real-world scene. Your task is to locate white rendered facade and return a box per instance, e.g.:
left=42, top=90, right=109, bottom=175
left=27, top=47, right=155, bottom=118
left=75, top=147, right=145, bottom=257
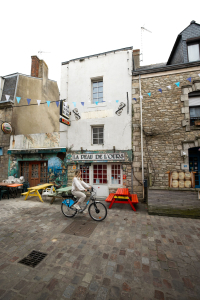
left=60, top=47, right=133, bottom=197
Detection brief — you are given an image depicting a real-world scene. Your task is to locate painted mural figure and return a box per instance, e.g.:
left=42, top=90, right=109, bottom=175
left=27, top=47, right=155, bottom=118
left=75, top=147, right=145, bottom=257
left=71, top=169, right=91, bottom=211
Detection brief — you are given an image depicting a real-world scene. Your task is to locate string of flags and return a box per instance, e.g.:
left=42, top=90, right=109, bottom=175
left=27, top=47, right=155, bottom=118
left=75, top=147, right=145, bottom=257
left=5, top=95, right=122, bottom=108
left=4, top=95, right=61, bottom=107
left=133, top=74, right=200, bottom=101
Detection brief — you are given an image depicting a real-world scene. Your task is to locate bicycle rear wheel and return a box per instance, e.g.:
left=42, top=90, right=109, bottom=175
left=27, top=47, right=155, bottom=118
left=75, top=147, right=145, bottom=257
left=88, top=201, right=107, bottom=221
left=61, top=202, right=77, bottom=218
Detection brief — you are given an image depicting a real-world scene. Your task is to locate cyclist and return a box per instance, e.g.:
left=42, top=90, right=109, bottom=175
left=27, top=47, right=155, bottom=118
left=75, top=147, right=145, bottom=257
left=72, top=169, right=91, bottom=211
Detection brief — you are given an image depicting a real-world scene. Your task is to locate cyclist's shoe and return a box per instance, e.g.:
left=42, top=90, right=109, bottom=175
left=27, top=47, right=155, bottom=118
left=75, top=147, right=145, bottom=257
left=82, top=209, right=88, bottom=214
left=73, top=203, right=81, bottom=210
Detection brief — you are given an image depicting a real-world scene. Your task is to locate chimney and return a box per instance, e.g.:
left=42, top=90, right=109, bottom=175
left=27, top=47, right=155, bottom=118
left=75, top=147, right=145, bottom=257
left=133, top=49, right=140, bottom=70
left=31, top=56, right=40, bottom=77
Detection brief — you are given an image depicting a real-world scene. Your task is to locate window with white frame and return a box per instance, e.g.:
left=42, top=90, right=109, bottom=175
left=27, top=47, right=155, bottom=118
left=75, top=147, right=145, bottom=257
left=92, top=126, right=104, bottom=145
left=111, top=165, right=121, bottom=184
left=92, top=80, right=103, bottom=103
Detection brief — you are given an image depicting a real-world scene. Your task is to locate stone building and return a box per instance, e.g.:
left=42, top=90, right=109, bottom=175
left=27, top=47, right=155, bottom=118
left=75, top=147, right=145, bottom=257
left=132, top=21, right=200, bottom=199
left=0, top=56, right=64, bottom=186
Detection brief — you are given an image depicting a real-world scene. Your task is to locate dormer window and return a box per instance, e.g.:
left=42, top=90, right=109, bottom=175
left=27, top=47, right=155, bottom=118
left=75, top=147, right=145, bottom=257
left=187, top=41, right=200, bottom=62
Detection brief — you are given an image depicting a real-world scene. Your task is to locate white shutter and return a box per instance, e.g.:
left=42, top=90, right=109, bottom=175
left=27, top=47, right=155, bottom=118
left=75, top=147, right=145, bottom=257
left=189, top=96, right=200, bottom=106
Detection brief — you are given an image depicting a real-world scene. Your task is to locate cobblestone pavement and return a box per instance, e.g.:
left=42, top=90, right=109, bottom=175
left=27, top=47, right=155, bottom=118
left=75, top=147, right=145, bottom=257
left=0, top=197, right=200, bottom=300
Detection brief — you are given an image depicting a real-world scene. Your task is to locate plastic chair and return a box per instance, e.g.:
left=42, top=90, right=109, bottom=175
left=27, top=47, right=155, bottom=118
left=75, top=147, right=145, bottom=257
left=0, top=187, right=9, bottom=200
left=42, top=186, right=54, bottom=198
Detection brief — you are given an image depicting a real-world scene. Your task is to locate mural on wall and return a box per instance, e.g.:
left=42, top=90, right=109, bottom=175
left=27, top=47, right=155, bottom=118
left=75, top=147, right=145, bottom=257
left=48, top=156, right=68, bottom=187
left=115, top=102, right=126, bottom=116
left=8, top=156, right=18, bottom=177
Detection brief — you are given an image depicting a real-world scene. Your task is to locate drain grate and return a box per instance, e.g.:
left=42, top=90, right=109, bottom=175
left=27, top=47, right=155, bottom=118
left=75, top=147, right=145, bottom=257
left=62, top=220, right=98, bottom=237
left=18, top=250, right=47, bottom=268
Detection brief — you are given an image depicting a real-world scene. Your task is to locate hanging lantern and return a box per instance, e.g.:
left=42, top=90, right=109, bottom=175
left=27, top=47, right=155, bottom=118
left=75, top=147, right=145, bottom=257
left=1, top=122, right=12, bottom=134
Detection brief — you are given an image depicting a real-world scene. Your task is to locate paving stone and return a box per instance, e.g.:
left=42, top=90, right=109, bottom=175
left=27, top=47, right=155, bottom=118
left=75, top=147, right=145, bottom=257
left=63, top=284, right=76, bottom=298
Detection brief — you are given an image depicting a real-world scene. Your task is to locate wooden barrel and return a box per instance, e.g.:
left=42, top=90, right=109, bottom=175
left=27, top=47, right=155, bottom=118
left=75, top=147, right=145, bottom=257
left=185, top=180, right=191, bottom=188
left=185, top=172, right=191, bottom=180
left=172, top=171, right=178, bottom=180
left=172, top=180, right=179, bottom=188
left=179, top=172, right=185, bottom=180
left=178, top=180, right=185, bottom=188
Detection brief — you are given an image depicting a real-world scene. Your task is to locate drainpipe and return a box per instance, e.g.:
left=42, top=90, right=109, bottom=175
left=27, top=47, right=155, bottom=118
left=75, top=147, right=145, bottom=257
left=139, top=75, right=144, bottom=199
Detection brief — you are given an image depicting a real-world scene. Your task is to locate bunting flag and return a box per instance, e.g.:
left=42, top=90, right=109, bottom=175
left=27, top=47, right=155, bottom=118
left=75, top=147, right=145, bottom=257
left=27, top=98, right=31, bottom=105
left=167, top=85, right=171, bottom=89
left=46, top=101, right=51, bottom=107
left=81, top=102, right=84, bottom=106
left=198, top=74, right=200, bottom=77
left=139, top=95, right=143, bottom=99
left=116, top=100, right=119, bottom=103
left=175, top=82, right=180, bottom=87
left=187, top=77, right=191, bottom=82
left=133, top=98, right=137, bottom=101
left=147, top=92, right=151, bottom=97
left=5, top=95, right=10, bottom=101
left=95, top=101, right=98, bottom=105
left=73, top=102, right=76, bottom=107
left=37, top=100, right=41, bottom=106
left=16, top=97, right=21, bottom=103
left=158, top=89, right=162, bottom=93
left=56, top=101, right=59, bottom=107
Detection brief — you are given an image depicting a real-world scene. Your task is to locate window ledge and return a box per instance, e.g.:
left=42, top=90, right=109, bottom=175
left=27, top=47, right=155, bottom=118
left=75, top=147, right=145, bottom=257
left=88, top=103, right=106, bottom=108
left=190, top=126, right=200, bottom=130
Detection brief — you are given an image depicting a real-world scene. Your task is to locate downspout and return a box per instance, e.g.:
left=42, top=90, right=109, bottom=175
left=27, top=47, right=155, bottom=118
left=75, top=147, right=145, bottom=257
left=139, top=75, right=144, bottom=199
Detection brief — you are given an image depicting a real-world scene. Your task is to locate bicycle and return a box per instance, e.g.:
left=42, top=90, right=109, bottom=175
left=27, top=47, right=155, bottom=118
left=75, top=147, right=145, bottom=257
left=61, top=187, right=107, bottom=221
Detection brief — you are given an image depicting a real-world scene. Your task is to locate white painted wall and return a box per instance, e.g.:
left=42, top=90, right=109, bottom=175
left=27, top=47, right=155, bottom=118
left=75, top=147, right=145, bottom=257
left=60, top=49, right=133, bottom=151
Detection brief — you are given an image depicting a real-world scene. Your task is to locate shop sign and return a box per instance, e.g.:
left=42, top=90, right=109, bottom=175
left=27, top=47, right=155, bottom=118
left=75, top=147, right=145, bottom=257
left=73, top=153, right=125, bottom=161
left=60, top=101, right=70, bottom=119
left=1, top=122, right=12, bottom=134
left=123, top=174, right=126, bottom=179
left=59, top=117, right=71, bottom=126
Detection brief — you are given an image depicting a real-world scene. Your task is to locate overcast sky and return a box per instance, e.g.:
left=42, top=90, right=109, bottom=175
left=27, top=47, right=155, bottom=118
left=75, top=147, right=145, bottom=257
left=1, top=0, right=200, bottom=90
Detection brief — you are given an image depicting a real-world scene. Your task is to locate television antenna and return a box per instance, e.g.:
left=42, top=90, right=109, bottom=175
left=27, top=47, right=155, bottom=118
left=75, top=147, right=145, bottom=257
left=141, top=26, right=152, bottom=62
left=38, top=50, right=51, bottom=59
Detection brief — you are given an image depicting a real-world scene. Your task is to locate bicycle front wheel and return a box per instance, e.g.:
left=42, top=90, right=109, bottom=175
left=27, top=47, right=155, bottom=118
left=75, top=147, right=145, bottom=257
left=88, top=201, right=107, bottom=221
left=61, top=203, right=77, bottom=218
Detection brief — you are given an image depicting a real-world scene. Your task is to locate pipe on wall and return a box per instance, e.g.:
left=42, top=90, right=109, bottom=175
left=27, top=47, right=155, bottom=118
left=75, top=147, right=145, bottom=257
left=139, top=75, right=144, bottom=199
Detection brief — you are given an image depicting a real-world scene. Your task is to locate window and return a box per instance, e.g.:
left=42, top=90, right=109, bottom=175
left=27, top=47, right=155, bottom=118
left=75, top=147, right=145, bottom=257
left=92, top=126, right=104, bottom=144
left=188, top=43, right=200, bottom=62
left=80, top=165, right=90, bottom=183
left=111, top=165, right=121, bottom=184
left=92, top=80, right=103, bottom=103
left=0, top=148, right=3, bottom=156
left=93, top=164, right=107, bottom=184
left=189, top=95, right=200, bottom=126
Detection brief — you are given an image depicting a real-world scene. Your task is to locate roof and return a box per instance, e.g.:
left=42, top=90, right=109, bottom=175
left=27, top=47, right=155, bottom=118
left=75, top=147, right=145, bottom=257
left=167, top=21, right=200, bottom=65
left=132, top=60, right=200, bottom=76
left=62, top=46, right=133, bottom=65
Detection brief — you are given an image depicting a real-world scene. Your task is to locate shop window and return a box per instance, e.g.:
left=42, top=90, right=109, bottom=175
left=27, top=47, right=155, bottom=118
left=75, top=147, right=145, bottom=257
left=0, top=148, right=3, bottom=156
left=20, top=162, right=29, bottom=182
left=189, top=95, right=200, bottom=126
left=92, top=126, right=104, bottom=145
left=111, top=165, right=121, bottom=184
left=80, top=165, right=90, bottom=183
left=93, top=164, right=107, bottom=184
left=188, top=42, right=200, bottom=62
left=92, top=79, right=103, bottom=103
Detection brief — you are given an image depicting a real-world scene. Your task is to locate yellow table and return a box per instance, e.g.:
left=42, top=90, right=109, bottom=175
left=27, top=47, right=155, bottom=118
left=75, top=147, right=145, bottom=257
left=22, top=183, right=55, bottom=203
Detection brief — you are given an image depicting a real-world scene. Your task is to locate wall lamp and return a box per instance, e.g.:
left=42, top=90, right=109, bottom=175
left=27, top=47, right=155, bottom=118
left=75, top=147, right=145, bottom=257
left=113, top=146, right=115, bottom=153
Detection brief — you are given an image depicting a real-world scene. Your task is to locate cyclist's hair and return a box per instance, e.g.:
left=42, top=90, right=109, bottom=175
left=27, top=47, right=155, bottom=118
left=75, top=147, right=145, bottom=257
left=74, top=169, right=82, bottom=180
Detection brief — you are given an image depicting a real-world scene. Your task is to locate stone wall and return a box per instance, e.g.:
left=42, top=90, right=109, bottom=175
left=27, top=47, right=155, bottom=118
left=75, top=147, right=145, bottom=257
left=0, top=106, right=13, bottom=181
left=132, top=67, right=200, bottom=197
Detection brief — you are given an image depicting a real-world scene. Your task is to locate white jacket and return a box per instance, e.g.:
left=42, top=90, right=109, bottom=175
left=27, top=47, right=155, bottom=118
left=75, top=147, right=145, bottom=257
left=72, top=177, right=90, bottom=192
